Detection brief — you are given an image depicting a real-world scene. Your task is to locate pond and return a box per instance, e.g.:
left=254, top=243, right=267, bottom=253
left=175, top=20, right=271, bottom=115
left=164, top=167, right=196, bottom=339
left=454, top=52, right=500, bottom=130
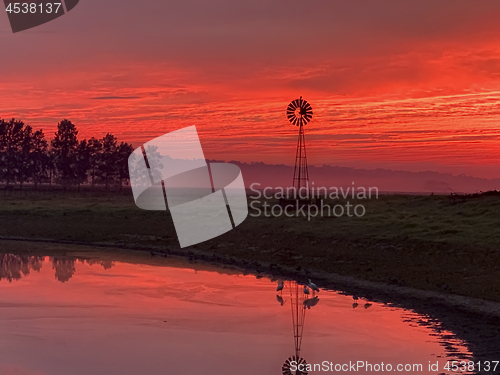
left=0, top=246, right=471, bottom=375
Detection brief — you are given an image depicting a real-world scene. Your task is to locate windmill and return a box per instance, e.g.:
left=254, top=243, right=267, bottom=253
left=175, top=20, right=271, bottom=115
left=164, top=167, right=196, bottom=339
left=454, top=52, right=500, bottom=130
left=287, top=97, right=313, bottom=193
left=280, top=280, right=319, bottom=375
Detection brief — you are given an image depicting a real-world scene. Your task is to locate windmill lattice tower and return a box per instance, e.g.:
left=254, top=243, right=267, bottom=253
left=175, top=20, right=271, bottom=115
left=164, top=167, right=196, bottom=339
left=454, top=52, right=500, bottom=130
left=281, top=280, right=312, bottom=375
left=287, top=97, right=313, bottom=193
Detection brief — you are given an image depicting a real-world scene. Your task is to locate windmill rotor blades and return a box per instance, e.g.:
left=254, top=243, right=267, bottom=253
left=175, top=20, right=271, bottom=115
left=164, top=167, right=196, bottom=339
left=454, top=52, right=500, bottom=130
left=286, top=97, right=313, bottom=125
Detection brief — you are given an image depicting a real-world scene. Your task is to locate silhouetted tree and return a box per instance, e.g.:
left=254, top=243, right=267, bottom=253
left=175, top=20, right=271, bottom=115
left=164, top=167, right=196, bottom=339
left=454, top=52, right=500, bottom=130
left=17, top=125, right=49, bottom=188
left=87, top=137, right=102, bottom=188
left=51, top=120, right=80, bottom=188
left=0, top=119, right=25, bottom=186
left=17, top=124, right=33, bottom=188
left=0, top=117, right=135, bottom=190
left=29, top=129, right=50, bottom=189
left=144, top=145, right=163, bottom=182
left=95, top=133, right=118, bottom=190
left=74, top=139, right=92, bottom=189
left=127, top=145, right=163, bottom=189
left=116, top=141, right=134, bottom=190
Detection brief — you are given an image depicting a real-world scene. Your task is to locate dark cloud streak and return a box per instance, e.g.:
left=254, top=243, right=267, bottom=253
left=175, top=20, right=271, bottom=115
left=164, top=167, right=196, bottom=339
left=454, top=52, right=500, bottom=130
left=90, top=96, right=140, bottom=100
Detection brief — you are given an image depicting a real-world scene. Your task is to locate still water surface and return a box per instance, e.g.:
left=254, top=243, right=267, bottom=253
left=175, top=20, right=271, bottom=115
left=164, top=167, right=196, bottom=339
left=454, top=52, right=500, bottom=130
left=0, top=249, right=471, bottom=375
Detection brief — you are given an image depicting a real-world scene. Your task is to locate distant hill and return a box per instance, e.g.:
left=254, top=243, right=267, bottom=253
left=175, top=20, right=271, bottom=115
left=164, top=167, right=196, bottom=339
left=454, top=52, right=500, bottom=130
left=211, top=160, right=500, bottom=194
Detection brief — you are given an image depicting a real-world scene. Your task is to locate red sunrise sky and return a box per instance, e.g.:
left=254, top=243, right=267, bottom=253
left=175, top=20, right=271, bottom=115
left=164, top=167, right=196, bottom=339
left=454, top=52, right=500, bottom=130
left=1, top=0, right=500, bottom=178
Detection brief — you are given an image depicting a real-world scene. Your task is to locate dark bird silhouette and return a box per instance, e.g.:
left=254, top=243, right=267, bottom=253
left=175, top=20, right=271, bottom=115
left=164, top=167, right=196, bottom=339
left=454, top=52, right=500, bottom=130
left=276, top=294, right=285, bottom=306
left=352, top=302, right=359, bottom=309
left=303, top=296, right=319, bottom=309
left=303, top=285, right=310, bottom=295
left=364, top=303, right=372, bottom=309
left=307, top=279, right=320, bottom=292
left=277, top=280, right=284, bottom=293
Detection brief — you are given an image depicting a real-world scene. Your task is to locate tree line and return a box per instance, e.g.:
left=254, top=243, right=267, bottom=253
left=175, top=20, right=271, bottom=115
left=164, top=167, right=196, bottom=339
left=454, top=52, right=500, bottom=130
left=0, top=118, right=134, bottom=189
left=0, top=254, right=114, bottom=283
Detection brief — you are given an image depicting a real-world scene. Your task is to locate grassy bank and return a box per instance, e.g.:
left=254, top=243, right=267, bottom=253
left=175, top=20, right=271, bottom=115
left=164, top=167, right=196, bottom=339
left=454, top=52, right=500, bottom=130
left=1, top=190, right=500, bottom=302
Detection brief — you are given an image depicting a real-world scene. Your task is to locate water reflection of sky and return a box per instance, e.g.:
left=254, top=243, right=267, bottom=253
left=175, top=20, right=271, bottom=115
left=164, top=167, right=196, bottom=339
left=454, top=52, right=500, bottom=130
left=0, top=253, right=471, bottom=375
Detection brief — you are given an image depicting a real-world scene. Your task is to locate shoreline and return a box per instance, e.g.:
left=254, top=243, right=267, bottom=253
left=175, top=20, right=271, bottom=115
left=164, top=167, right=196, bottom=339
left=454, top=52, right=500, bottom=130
left=2, top=234, right=500, bottom=318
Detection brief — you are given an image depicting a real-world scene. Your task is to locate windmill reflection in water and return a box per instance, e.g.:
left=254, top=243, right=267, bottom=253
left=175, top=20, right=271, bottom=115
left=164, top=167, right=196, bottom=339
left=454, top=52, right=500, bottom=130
left=276, top=280, right=319, bottom=375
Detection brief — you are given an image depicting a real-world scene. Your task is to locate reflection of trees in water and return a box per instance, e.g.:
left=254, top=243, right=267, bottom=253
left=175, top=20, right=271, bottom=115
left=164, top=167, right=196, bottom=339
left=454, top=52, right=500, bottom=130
left=0, top=254, right=43, bottom=282
left=84, top=259, right=114, bottom=270
left=51, top=258, right=77, bottom=283
left=51, top=258, right=115, bottom=282
left=0, top=254, right=115, bottom=283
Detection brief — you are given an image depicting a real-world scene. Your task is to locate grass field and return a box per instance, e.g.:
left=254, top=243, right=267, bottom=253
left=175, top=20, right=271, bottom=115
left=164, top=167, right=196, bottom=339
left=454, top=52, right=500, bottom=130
left=1, top=190, right=500, bottom=302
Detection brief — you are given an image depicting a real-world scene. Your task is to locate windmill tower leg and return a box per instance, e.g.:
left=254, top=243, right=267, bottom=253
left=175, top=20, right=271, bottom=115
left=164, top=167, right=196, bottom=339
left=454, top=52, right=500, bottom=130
left=293, top=123, right=310, bottom=195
